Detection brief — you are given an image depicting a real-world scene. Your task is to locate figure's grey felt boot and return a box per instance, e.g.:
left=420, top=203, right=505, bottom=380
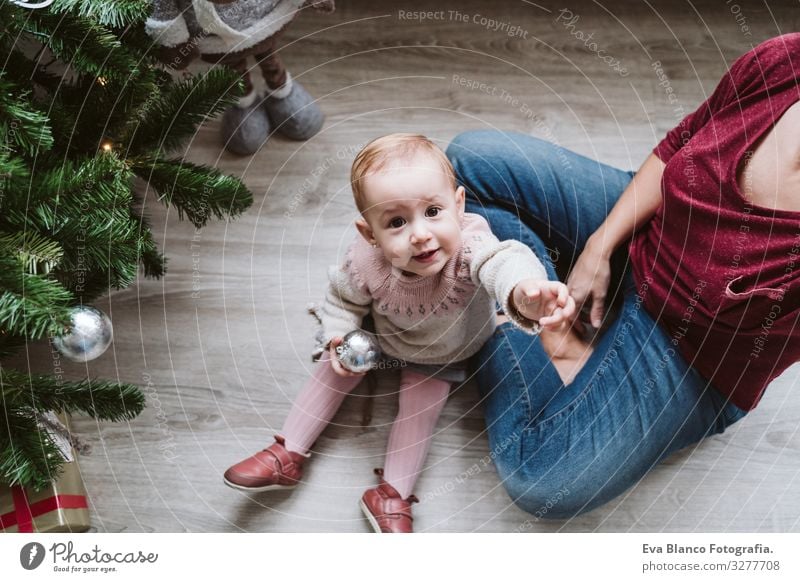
left=263, top=75, right=324, bottom=141
left=220, top=101, right=271, bottom=155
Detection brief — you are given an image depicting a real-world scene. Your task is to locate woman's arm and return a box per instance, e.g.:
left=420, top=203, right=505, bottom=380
left=567, top=152, right=665, bottom=328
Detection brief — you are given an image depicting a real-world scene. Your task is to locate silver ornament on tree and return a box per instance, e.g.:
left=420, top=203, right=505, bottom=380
left=336, top=330, right=382, bottom=373
left=53, top=306, right=113, bottom=362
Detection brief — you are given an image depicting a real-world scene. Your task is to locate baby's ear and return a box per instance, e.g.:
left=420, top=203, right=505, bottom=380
left=455, top=186, right=466, bottom=218
left=355, top=218, right=376, bottom=245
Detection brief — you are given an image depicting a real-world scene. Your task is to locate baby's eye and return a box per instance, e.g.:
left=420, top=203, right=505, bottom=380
left=388, top=217, right=406, bottom=229
left=425, top=206, right=442, bottom=218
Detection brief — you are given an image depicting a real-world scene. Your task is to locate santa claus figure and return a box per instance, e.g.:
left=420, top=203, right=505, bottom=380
left=146, top=0, right=333, bottom=155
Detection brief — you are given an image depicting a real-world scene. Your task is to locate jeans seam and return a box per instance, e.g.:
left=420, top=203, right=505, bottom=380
left=523, top=388, right=589, bottom=435
left=497, top=327, right=533, bottom=422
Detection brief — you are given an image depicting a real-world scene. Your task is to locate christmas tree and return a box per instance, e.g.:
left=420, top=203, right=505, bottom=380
left=0, top=0, right=253, bottom=489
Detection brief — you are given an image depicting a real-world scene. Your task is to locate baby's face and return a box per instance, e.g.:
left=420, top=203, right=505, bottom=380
left=356, top=152, right=465, bottom=277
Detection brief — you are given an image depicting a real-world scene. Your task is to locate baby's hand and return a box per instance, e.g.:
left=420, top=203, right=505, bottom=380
left=328, top=336, right=367, bottom=378
left=512, top=279, right=577, bottom=329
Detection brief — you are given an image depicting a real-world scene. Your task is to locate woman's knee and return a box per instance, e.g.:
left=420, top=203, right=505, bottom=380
left=447, top=131, right=557, bottom=173
left=447, top=131, right=511, bottom=191
left=446, top=130, right=503, bottom=166
left=493, top=428, right=612, bottom=520
left=499, top=469, right=594, bottom=521
left=447, top=130, right=570, bottom=218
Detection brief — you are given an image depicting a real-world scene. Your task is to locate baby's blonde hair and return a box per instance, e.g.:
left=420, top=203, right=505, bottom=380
left=350, top=133, right=457, bottom=213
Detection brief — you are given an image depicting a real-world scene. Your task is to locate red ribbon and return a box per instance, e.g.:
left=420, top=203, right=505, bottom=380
left=0, top=486, right=87, bottom=533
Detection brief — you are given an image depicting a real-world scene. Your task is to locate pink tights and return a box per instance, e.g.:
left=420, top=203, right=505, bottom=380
left=281, top=355, right=451, bottom=499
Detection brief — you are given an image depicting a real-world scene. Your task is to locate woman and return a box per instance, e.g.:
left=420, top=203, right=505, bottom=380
left=446, top=33, right=800, bottom=519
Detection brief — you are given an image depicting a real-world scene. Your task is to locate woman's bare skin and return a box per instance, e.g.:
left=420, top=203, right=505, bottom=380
left=738, top=100, right=800, bottom=212
left=496, top=314, right=593, bottom=385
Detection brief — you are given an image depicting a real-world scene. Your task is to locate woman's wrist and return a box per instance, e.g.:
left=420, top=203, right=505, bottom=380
left=586, top=229, right=616, bottom=260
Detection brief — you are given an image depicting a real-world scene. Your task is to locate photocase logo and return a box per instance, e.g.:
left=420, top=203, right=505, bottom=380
left=20, top=542, right=46, bottom=570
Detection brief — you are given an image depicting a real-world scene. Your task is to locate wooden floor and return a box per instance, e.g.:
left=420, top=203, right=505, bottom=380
left=16, top=0, right=800, bottom=532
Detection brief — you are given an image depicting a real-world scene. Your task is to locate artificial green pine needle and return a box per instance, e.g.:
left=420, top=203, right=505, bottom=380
left=0, top=0, right=253, bottom=489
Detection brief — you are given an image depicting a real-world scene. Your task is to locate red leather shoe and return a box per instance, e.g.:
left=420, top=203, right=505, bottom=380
left=359, top=469, right=419, bottom=533
left=223, top=436, right=308, bottom=492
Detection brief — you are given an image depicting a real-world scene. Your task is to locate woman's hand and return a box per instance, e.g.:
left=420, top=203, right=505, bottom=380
left=328, top=336, right=367, bottom=378
left=567, top=237, right=612, bottom=329
left=564, top=153, right=666, bottom=330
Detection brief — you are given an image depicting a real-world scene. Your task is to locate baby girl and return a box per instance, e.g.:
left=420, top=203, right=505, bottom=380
left=224, top=134, right=576, bottom=532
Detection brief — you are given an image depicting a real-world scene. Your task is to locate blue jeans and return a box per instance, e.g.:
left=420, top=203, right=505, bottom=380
left=447, top=131, right=747, bottom=520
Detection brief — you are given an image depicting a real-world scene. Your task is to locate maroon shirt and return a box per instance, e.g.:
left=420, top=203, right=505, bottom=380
left=629, top=34, right=800, bottom=411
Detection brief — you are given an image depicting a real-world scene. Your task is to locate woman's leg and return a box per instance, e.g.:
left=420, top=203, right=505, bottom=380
left=383, top=370, right=451, bottom=499
left=281, top=353, right=365, bottom=455
left=447, top=130, right=634, bottom=295
left=484, top=279, right=746, bottom=519
left=449, top=133, right=746, bottom=518
left=466, top=206, right=591, bottom=494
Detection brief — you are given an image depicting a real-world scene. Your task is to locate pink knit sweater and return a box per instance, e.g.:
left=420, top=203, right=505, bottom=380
left=320, top=213, right=547, bottom=365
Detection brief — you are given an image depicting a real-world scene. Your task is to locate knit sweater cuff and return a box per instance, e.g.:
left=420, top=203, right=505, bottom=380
left=471, top=237, right=547, bottom=336
left=499, top=280, right=543, bottom=335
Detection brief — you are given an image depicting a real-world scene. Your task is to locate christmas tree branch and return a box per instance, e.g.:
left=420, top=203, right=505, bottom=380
left=23, top=8, right=139, bottom=83
left=0, top=0, right=256, bottom=488
left=124, top=68, right=243, bottom=156
left=0, top=148, right=31, bottom=191
left=1, top=368, right=145, bottom=423
left=0, top=231, right=64, bottom=275
left=132, top=157, right=253, bottom=227
left=0, top=77, right=54, bottom=156
left=51, top=0, right=151, bottom=28
left=0, top=254, right=74, bottom=339
left=129, top=206, right=167, bottom=279
left=0, top=410, right=65, bottom=490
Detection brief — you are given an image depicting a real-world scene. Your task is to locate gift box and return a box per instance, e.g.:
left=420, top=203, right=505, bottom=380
left=0, top=413, right=90, bottom=533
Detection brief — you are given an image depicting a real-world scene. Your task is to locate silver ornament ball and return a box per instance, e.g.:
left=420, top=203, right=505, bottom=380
left=53, top=306, right=113, bottom=362
left=336, top=330, right=382, bottom=373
